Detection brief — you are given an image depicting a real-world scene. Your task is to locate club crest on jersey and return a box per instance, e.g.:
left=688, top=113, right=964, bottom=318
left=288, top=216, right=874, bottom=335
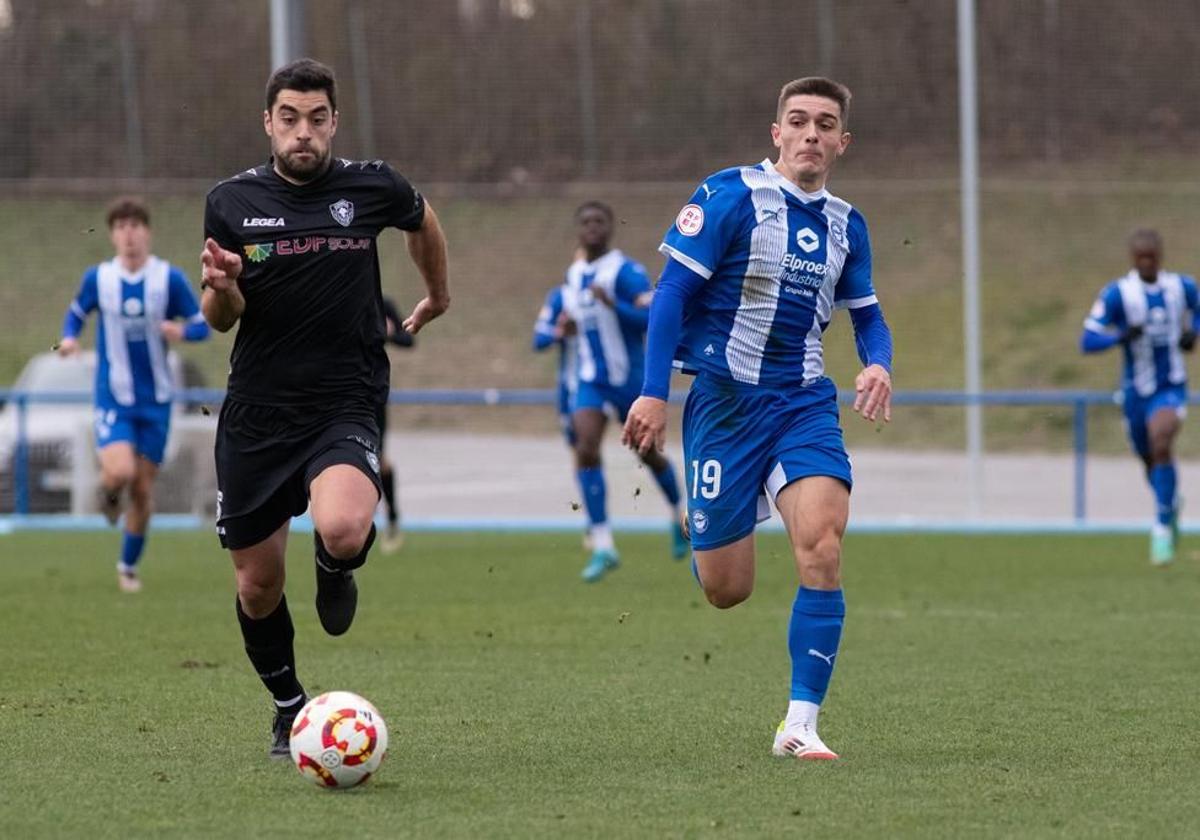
left=330, top=199, right=355, bottom=227
left=829, top=221, right=847, bottom=248
left=676, top=204, right=704, bottom=236
left=796, top=227, right=820, bottom=253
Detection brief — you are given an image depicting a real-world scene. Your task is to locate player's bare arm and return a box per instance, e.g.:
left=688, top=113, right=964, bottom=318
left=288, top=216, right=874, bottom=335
left=853, top=363, right=892, bottom=423
left=401, top=202, right=450, bottom=335
left=622, top=395, right=668, bottom=455
left=200, top=238, right=245, bottom=332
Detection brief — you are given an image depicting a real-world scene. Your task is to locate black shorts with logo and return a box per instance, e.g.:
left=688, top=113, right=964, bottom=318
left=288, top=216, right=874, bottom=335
left=214, top=398, right=383, bottom=550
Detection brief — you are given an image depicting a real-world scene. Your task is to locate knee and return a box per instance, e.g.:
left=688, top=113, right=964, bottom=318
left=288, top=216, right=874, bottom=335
left=796, top=533, right=842, bottom=589
left=236, top=570, right=283, bottom=615
left=704, top=583, right=751, bottom=610
left=318, top=510, right=375, bottom=560
left=575, top=440, right=602, bottom=468
left=103, top=463, right=136, bottom=489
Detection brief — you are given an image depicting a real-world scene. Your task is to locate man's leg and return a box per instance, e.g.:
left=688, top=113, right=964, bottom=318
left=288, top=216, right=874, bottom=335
left=231, top=520, right=306, bottom=758
left=97, top=441, right=137, bottom=525
left=1146, top=405, right=1182, bottom=565
left=639, top=446, right=687, bottom=559
left=116, top=456, right=158, bottom=592
left=379, top=459, right=404, bottom=554
left=772, top=475, right=849, bottom=760
left=309, top=464, right=379, bottom=635
left=573, top=407, right=618, bottom=581
left=692, top=534, right=756, bottom=608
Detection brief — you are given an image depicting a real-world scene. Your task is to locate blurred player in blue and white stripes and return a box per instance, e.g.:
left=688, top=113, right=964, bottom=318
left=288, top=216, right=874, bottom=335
left=57, top=197, right=210, bottom=591
left=624, top=78, right=893, bottom=760
left=1081, top=228, right=1200, bottom=565
left=551, top=203, right=687, bottom=582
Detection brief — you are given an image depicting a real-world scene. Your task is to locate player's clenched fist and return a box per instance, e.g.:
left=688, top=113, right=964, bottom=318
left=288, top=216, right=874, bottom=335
left=200, top=238, right=242, bottom=292
left=622, top=395, right=667, bottom=455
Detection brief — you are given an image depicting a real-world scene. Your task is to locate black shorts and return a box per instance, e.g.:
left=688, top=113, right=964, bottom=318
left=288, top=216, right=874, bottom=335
left=214, top=399, right=383, bottom=551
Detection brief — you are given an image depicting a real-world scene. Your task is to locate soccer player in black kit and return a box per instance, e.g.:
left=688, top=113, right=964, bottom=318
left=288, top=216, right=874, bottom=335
left=199, top=59, right=450, bottom=757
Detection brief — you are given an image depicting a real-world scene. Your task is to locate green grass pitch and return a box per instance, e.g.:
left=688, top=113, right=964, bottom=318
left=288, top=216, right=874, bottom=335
left=2, top=530, right=1198, bottom=838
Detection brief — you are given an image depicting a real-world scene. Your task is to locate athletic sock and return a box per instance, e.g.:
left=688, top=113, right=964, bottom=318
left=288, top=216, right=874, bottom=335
left=652, top=461, right=682, bottom=507
left=236, top=594, right=304, bottom=709
left=576, top=466, right=608, bottom=529
left=788, top=586, right=846, bottom=704
left=120, top=531, right=146, bottom=570
left=1149, top=463, right=1177, bottom=526
left=590, top=523, right=615, bottom=552
left=380, top=467, right=398, bottom=526
left=315, top=524, right=377, bottom=572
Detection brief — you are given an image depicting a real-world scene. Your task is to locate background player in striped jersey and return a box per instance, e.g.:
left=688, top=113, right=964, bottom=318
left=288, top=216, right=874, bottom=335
left=623, top=78, right=893, bottom=759
left=1081, top=228, right=1200, bottom=565
left=531, top=274, right=591, bottom=546
left=557, top=202, right=687, bottom=582
left=58, top=197, right=210, bottom=592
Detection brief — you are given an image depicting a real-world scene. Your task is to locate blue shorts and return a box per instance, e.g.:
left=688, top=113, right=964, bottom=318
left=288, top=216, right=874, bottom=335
left=574, top=380, right=640, bottom=423
left=682, top=375, right=852, bottom=551
left=1123, top=384, right=1187, bottom=459
left=94, top=403, right=172, bottom=465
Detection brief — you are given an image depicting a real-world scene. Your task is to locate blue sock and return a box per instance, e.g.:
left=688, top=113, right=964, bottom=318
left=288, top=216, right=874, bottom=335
left=121, top=531, right=146, bottom=569
left=788, top=587, right=845, bottom=703
left=1149, top=463, right=1178, bottom=525
left=652, top=461, right=681, bottom=506
left=576, top=467, right=607, bottom=527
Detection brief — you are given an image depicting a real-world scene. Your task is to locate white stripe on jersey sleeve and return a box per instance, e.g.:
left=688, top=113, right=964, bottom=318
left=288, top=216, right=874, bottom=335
left=658, top=243, right=713, bottom=281
left=833, top=294, right=878, bottom=310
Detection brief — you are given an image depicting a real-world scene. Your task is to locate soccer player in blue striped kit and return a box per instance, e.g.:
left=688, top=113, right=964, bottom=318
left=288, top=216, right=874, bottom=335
left=557, top=202, right=688, bottom=582
left=58, top=197, right=210, bottom=592
left=1081, top=228, right=1200, bottom=565
left=623, top=78, right=893, bottom=759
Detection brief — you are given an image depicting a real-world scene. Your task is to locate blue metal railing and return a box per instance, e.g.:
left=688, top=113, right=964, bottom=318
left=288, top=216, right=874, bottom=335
left=0, top=386, right=1127, bottom=520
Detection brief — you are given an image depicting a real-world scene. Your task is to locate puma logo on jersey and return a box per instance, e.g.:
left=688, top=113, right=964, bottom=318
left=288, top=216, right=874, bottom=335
left=242, top=217, right=286, bottom=227
left=700, top=182, right=720, bottom=201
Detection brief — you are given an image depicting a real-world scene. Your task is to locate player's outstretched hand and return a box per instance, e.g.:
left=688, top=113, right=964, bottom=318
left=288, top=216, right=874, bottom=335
left=160, top=321, right=184, bottom=342
left=402, top=295, right=449, bottom=335
left=622, top=395, right=668, bottom=455
left=854, top=364, right=892, bottom=424
left=56, top=337, right=79, bottom=357
left=200, top=238, right=242, bottom=292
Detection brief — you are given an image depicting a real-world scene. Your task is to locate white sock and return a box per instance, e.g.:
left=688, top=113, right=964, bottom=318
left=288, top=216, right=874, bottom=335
left=590, top=524, right=614, bottom=552
left=785, top=700, right=820, bottom=731
left=1152, top=522, right=1171, bottom=539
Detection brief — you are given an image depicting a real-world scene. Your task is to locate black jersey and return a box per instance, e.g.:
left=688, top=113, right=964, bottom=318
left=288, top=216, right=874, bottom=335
left=204, top=158, right=425, bottom=409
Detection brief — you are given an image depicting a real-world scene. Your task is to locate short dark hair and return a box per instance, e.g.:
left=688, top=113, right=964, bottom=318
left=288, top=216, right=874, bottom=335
left=576, top=200, right=613, bottom=222
left=1128, top=227, right=1163, bottom=252
left=777, top=77, right=852, bottom=126
left=266, top=58, right=338, bottom=112
left=106, top=196, right=150, bottom=228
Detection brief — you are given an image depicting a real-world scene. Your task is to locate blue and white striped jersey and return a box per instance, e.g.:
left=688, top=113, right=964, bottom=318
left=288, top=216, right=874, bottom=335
left=1084, top=270, right=1200, bottom=396
left=560, top=250, right=652, bottom=389
left=68, top=256, right=204, bottom=407
left=658, top=159, right=876, bottom=388
left=532, top=285, right=579, bottom=417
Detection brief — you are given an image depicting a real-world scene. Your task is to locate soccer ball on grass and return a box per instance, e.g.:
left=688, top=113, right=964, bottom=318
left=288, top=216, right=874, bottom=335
left=289, top=691, right=388, bottom=789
